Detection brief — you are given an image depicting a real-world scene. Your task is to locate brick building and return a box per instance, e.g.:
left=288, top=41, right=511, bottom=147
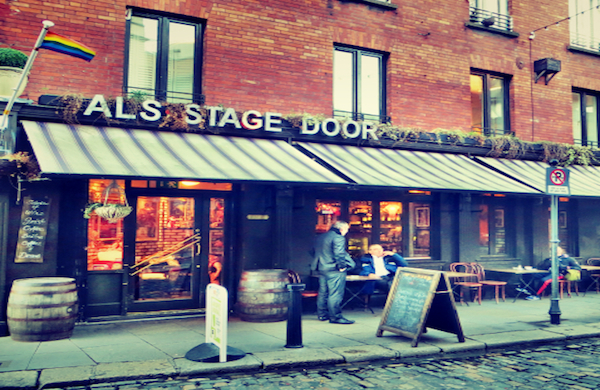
left=1, top=0, right=600, bottom=328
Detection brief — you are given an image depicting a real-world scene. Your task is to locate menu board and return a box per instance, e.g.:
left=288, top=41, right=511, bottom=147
left=377, top=268, right=464, bottom=347
left=14, top=196, right=51, bottom=263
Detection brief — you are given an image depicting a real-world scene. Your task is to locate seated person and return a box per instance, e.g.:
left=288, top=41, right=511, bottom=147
left=520, top=246, right=581, bottom=300
left=359, top=244, right=408, bottom=296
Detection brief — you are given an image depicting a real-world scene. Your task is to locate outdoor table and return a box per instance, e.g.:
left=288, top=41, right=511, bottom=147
left=341, top=274, right=381, bottom=313
left=486, top=268, right=547, bottom=302
left=581, top=265, right=600, bottom=295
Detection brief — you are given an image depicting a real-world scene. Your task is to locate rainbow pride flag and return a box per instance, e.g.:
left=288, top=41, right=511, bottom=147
left=39, top=31, right=96, bottom=62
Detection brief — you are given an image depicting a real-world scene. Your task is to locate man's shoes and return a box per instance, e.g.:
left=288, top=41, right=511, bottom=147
left=525, top=295, right=540, bottom=301
left=318, top=316, right=329, bottom=321
left=329, top=317, right=355, bottom=324
left=516, top=287, right=531, bottom=295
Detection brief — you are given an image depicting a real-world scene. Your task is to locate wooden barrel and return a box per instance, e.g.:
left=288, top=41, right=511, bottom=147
left=236, top=269, right=289, bottom=322
left=7, top=277, right=78, bottom=342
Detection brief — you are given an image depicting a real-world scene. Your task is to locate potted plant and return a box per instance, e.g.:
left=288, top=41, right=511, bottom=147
left=0, top=47, right=28, bottom=97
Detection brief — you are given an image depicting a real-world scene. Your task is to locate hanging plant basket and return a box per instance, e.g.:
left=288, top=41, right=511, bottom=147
left=84, top=181, right=132, bottom=223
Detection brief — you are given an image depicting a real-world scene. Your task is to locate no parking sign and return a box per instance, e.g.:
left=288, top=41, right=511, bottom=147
left=546, top=167, right=570, bottom=196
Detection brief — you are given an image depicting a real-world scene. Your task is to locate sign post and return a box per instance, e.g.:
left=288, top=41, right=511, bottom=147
left=545, top=163, right=569, bottom=325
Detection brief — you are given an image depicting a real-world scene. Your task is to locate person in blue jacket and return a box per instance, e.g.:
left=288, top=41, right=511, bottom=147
left=359, top=244, right=408, bottom=296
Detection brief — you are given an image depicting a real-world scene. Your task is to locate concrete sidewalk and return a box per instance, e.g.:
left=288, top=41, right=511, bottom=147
left=3, top=292, right=600, bottom=389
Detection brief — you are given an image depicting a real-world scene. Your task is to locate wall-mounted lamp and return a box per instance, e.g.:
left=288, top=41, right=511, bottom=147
left=534, top=58, right=561, bottom=85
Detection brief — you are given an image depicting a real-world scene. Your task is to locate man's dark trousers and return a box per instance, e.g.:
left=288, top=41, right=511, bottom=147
left=316, top=270, right=346, bottom=320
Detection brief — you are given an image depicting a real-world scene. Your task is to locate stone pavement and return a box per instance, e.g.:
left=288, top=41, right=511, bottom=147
left=2, top=292, right=600, bottom=389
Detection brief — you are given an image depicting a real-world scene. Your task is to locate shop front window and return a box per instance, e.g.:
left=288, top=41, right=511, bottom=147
left=379, top=201, right=402, bottom=254
left=315, top=200, right=342, bottom=233
left=409, top=202, right=431, bottom=257
left=208, top=198, right=225, bottom=285
left=479, top=203, right=506, bottom=255
left=348, top=201, right=372, bottom=257
left=548, top=198, right=571, bottom=254
left=87, top=179, right=126, bottom=271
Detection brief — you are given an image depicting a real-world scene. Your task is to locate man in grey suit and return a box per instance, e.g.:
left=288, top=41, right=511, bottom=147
left=311, top=221, right=356, bottom=324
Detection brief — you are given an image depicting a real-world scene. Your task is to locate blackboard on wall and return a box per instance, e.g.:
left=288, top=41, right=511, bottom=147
left=14, top=196, right=51, bottom=263
left=376, top=267, right=464, bottom=347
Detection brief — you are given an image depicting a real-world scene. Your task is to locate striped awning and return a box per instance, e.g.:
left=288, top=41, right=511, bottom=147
left=21, top=121, right=348, bottom=184
left=297, top=142, right=543, bottom=194
left=475, top=157, right=600, bottom=197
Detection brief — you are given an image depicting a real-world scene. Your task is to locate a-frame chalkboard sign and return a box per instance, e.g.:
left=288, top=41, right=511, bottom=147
left=376, top=267, right=464, bottom=347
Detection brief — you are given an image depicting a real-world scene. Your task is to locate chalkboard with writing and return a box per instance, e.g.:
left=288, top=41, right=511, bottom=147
left=377, top=268, right=464, bottom=347
left=14, top=196, right=51, bottom=263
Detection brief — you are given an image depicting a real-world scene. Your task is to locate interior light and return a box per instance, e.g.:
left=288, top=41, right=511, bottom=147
left=180, top=181, right=201, bottom=187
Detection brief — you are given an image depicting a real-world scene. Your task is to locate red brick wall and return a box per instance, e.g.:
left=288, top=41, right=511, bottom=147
left=3, top=0, right=600, bottom=143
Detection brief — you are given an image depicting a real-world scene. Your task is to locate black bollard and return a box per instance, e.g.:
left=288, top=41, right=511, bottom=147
left=285, top=283, right=305, bottom=348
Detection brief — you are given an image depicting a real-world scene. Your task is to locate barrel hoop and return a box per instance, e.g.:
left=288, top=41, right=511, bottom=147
left=237, top=287, right=286, bottom=293
left=7, top=302, right=77, bottom=309
left=10, top=287, right=77, bottom=295
left=7, top=314, right=78, bottom=322
left=13, top=281, right=75, bottom=287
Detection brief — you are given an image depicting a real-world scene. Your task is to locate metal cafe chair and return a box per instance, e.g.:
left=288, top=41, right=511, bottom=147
left=584, top=258, right=600, bottom=296
left=287, top=270, right=319, bottom=309
left=471, top=262, right=506, bottom=303
left=449, top=262, right=482, bottom=305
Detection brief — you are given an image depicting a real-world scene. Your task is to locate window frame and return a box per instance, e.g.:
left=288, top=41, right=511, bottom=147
left=124, top=8, right=204, bottom=103
left=569, top=0, right=600, bottom=53
left=333, top=45, right=388, bottom=123
left=470, top=70, right=511, bottom=136
left=468, top=0, right=514, bottom=33
left=572, top=89, right=600, bottom=147
left=478, top=197, right=512, bottom=257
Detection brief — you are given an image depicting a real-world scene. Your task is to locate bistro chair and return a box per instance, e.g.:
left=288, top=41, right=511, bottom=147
left=449, top=262, right=481, bottom=305
left=584, top=258, right=600, bottom=295
left=287, top=270, right=319, bottom=309
left=539, top=274, right=578, bottom=299
left=471, top=262, right=506, bottom=303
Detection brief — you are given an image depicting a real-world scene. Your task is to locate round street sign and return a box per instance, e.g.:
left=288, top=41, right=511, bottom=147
left=549, top=168, right=566, bottom=186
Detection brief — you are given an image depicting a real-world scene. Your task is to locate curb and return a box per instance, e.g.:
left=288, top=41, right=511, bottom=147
left=3, top=328, right=600, bottom=389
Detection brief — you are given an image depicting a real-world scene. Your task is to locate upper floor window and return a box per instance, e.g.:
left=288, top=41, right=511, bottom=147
left=333, top=46, right=387, bottom=122
left=125, top=9, right=203, bottom=103
left=470, top=71, right=511, bottom=136
left=573, top=90, right=599, bottom=147
left=469, top=0, right=513, bottom=31
left=569, top=0, right=600, bottom=52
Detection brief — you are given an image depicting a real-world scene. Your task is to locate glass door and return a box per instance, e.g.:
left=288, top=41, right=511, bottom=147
left=129, top=195, right=200, bottom=311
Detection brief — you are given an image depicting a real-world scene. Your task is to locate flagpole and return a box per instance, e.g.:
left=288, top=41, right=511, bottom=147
left=0, top=20, right=54, bottom=132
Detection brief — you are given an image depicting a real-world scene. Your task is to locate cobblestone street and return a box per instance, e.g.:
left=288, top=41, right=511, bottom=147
left=63, top=338, right=600, bottom=390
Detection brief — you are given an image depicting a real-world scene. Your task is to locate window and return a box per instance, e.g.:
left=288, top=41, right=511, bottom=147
left=469, top=0, right=512, bottom=31
left=470, top=71, right=510, bottom=135
left=569, top=0, right=600, bottom=52
left=315, top=197, right=432, bottom=258
left=573, top=90, right=599, bottom=147
left=333, top=46, right=386, bottom=122
left=478, top=202, right=507, bottom=256
left=125, top=9, right=203, bottom=103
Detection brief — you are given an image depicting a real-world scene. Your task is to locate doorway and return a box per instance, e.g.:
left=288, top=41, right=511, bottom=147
left=85, top=179, right=229, bottom=317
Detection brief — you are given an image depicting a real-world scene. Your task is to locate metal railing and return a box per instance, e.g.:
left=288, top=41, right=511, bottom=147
left=469, top=7, right=513, bottom=32
left=570, top=33, right=600, bottom=53
left=124, top=86, right=205, bottom=105
left=573, top=138, right=599, bottom=148
left=333, top=109, right=391, bottom=123
left=470, top=126, right=513, bottom=137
